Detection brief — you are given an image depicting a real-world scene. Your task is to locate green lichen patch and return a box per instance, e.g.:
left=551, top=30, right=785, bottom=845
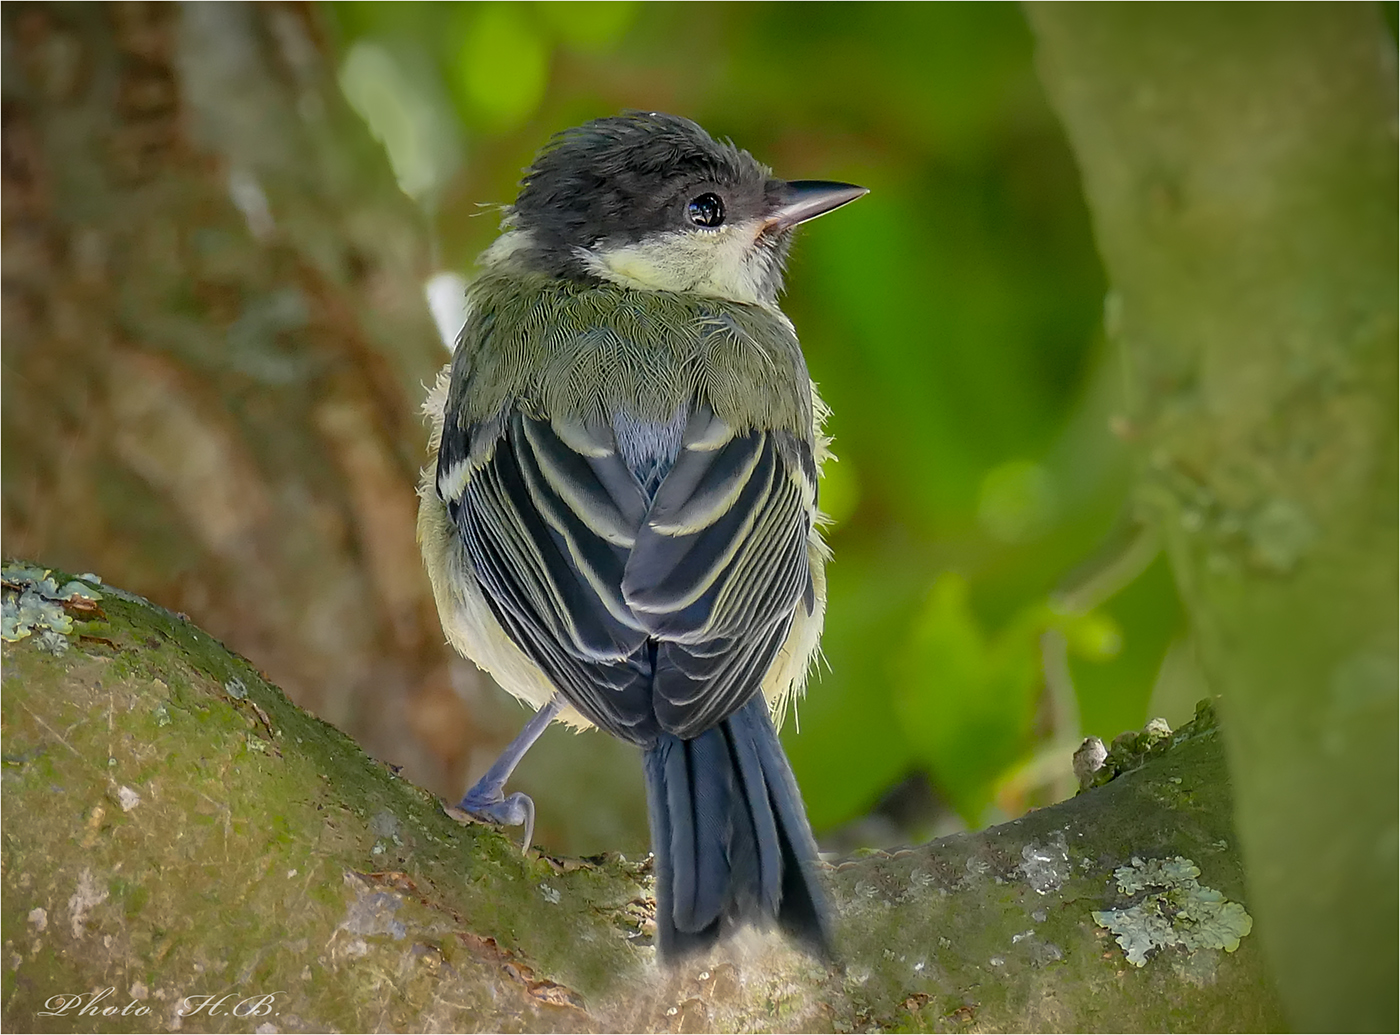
left=1093, top=856, right=1254, bottom=966
left=819, top=705, right=1283, bottom=1032
left=1, top=562, right=104, bottom=655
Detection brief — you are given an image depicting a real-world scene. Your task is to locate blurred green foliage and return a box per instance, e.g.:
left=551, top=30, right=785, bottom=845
left=326, top=1, right=1187, bottom=842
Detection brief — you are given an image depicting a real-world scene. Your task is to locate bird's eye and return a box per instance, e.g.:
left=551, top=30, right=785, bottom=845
left=687, top=192, right=725, bottom=228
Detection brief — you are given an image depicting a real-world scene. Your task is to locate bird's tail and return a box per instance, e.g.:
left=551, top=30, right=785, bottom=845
left=642, top=694, right=830, bottom=962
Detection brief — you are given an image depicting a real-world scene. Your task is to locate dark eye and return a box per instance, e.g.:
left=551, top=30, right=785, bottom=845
left=687, top=192, right=725, bottom=228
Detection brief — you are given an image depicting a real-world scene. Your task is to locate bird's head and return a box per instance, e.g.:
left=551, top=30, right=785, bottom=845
left=490, top=112, right=866, bottom=307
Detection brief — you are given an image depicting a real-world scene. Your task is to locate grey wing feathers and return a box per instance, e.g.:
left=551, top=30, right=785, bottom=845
left=439, top=400, right=817, bottom=744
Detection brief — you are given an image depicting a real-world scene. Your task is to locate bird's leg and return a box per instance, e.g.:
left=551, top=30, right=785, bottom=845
left=457, top=694, right=563, bottom=853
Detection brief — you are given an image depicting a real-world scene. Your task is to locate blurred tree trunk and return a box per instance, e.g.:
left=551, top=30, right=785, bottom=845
left=1, top=2, right=483, bottom=797
left=1028, top=5, right=1398, bottom=1030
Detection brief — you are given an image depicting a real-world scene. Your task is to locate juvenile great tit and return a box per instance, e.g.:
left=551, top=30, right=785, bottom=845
left=417, top=112, right=865, bottom=961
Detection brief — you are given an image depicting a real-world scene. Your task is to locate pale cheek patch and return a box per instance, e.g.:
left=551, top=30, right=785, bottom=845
left=583, top=221, right=772, bottom=306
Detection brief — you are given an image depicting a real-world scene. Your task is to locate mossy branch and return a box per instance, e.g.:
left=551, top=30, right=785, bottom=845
left=3, top=565, right=1283, bottom=1032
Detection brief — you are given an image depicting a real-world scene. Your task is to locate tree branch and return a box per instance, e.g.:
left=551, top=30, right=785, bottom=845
left=3, top=566, right=1283, bottom=1032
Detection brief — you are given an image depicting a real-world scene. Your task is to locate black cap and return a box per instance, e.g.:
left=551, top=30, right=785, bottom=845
left=513, top=113, right=771, bottom=251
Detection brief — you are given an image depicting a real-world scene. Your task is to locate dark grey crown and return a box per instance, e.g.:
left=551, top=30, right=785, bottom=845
left=508, top=113, right=779, bottom=276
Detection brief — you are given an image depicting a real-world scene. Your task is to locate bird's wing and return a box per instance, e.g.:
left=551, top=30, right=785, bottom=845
left=439, top=397, right=817, bottom=744
left=439, top=407, right=658, bottom=740
left=622, top=406, right=818, bottom=739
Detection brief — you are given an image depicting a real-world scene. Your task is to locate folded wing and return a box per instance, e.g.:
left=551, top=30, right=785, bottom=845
left=623, top=407, right=817, bottom=737
left=439, top=401, right=817, bottom=743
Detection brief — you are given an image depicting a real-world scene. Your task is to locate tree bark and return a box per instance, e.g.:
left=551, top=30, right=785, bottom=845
left=1027, top=5, right=1398, bottom=1030
left=2, top=567, right=1284, bottom=1032
left=1, top=0, right=485, bottom=804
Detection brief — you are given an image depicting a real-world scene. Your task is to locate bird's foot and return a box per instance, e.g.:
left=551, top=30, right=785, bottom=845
left=446, top=695, right=562, bottom=854
left=455, top=784, right=536, bottom=854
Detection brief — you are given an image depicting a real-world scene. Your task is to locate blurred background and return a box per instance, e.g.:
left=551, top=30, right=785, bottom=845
left=3, top=2, right=1198, bottom=858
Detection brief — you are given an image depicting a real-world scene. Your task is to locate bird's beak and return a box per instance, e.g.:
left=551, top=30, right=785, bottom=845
left=764, top=180, right=868, bottom=233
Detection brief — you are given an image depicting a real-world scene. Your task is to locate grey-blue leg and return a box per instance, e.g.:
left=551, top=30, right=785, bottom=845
left=458, top=694, right=562, bottom=852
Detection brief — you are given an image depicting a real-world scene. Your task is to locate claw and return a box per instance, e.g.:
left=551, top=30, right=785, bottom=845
left=457, top=788, right=537, bottom=853
left=518, top=793, right=535, bottom=855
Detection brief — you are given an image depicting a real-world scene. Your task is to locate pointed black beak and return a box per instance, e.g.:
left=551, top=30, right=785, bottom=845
left=765, top=180, right=868, bottom=233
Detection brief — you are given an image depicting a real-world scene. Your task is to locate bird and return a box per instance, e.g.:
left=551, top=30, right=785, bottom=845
left=416, top=111, right=866, bottom=962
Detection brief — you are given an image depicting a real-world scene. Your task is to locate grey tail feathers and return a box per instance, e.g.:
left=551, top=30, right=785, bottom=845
left=643, top=694, right=831, bottom=962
